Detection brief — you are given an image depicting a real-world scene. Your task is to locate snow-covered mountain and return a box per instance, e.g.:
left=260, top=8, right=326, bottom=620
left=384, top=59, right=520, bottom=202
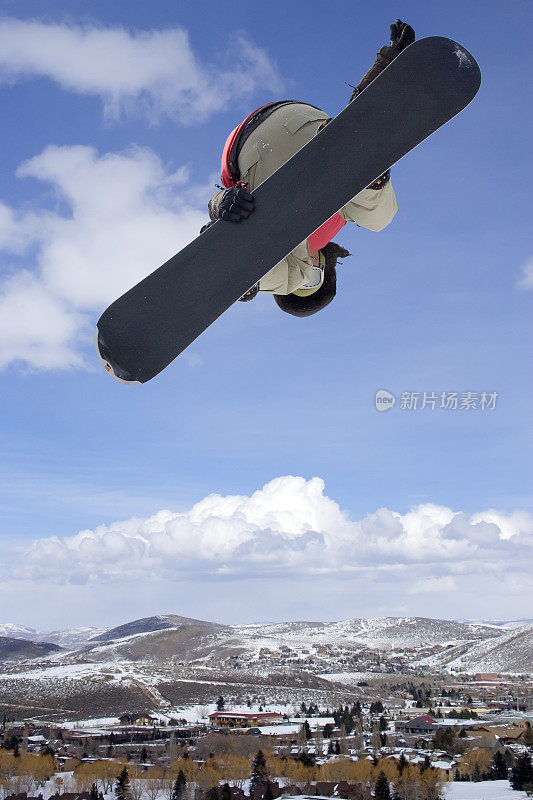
left=90, top=614, right=223, bottom=643
left=1, top=614, right=531, bottom=675
left=231, top=616, right=502, bottom=649
left=416, top=622, right=533, bottom=673
left=0, top=623, right=104, bottom=648
left=0, top=623, right=40, bottom=640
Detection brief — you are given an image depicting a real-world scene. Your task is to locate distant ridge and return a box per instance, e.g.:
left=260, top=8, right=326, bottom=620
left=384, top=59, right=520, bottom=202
left=0, top=614, right=531, bottom=674
left=0, top=636, right=62, bottom=661
left=90, top=613, right=227, bottom=643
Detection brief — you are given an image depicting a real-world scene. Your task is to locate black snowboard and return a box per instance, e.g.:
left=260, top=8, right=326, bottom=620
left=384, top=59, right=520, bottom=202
left=96, top=36, right=480, bottom=384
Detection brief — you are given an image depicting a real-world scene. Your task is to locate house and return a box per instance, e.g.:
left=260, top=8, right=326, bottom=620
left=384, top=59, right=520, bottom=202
left=395, top=715, right=438, bottom=735
left=118, top=713, right=159, bottom=726
left=26, top=735, right=48, bottom=752
left=209, top=711, right=284, bottom=728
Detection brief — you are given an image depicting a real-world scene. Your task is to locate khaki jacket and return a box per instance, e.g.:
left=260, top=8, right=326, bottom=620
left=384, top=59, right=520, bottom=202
left=210, top=103, right=397, bottom=294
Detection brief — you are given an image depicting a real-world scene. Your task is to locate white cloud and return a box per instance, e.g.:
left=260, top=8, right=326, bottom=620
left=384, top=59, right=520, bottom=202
left=470, top=508, right=533, bottom=540
left=0, top=18, right=283, bottom=122
left=517, top=256, right=533, bottom=290
left=409, top=576, right=456, bottom=594
left=7, top=476, right=532, bottom=593
left=0, top=144, right=207, bottom=370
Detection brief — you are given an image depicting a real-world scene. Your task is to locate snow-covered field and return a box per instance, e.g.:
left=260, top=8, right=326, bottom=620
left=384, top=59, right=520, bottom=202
left=443, top=780, right=528, bottom=799
left=266, top=787, right=529, bottom=800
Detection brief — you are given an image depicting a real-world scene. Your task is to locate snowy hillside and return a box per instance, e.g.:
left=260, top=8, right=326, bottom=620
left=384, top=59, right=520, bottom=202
left=416, top=622, right=533, bottom=673
left=1, top=614, right=531, bottom=676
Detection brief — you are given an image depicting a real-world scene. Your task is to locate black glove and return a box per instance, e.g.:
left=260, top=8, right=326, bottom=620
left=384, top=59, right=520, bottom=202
left=199, top=221, right=215, bottom=234
left=389, top=19, right=415, bottom=52
left=238, top=283, right=259, bottom=302
left=368, top=169, right=390, bottom=190
left=349, top=20, right=415, bottom=103
left=218, top=187, right=255, bottom=223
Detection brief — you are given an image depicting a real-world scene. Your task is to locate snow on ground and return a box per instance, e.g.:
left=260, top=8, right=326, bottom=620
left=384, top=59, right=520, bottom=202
left=443, top=780, right=528, bottom=799
left=57, top=716, right=122, bottom=728
left=256, top=724, right=300, bottom=735
left=0, top=662, right=93, bottom=680
left=317, top=672, right=378, bottom=684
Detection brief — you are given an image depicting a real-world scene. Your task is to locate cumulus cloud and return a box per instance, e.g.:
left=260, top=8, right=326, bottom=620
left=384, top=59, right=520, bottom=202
left=0, top=144, right=207, bottom=369
left=0, top=18, right=283, bottom=122
left=517, top=256, right=533, bottom=290
left=7, top=476, right=532, bottom=590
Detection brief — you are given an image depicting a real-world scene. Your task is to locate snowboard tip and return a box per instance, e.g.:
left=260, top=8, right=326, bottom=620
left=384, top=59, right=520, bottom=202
left=95, top=326, right=142, bottom=386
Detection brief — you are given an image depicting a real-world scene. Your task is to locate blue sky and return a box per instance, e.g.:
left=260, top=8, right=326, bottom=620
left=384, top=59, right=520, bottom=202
left=0, top=0, right=531, bottom=629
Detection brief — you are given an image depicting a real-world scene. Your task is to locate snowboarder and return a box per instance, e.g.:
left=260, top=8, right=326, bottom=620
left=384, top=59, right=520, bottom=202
left=96, top=27, right=481, bottom=383
left=203, top=19, right=415, bottom=316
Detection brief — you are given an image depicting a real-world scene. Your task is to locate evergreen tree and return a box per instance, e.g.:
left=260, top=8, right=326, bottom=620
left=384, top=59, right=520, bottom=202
left=171, top=770, right=187, bottom=800
left=263, top=784, right=274, bottom=800
left=303, top=720, right=312, bottom=740
left=221, top=783, right=232, bottom=800
left=351, top=700, right=362, bottom=717
left=432, top=726, right=456, bottom=752
left=420, top=755, right=431, bottom=773
left=115, top=767, right=130, bottom=800
left=140, top=746, right=148, bottom=762
left=300, top=702, right=307, bottom=714
left=504, top=748, right=514, bottom=768
left=90, top=784, right=99, bottom=800
left=295, top=752, right=315, bottom=768
left=472, top=763, right=482, bottom=782
left=511, top=752, right=533, bottom=792
left=490, top=751, right=508, bottom=780
left=369, top=700, right=384, bottom=714
left=323, top=723, right=334, bottom=739
left=379, top=716, right=388, bottom=731
left=250, top=750, right=268, bottom=792
left=334, top=740, right=341, bottom=755
left=327, top=740, right=334, bottom=755
left=374, top=771, right=390, bottom=800
left=398, top=753, right=408, bottom=774
left=216, top=696, right=225, bottom=711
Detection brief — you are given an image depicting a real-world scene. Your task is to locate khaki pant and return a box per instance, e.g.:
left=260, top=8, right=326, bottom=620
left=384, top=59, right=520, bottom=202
left=215, top=103, right=398, bottom=294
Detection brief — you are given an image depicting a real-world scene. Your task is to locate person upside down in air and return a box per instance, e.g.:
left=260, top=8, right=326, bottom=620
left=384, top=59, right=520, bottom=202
left=201, top=19, right=414, bottom=317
